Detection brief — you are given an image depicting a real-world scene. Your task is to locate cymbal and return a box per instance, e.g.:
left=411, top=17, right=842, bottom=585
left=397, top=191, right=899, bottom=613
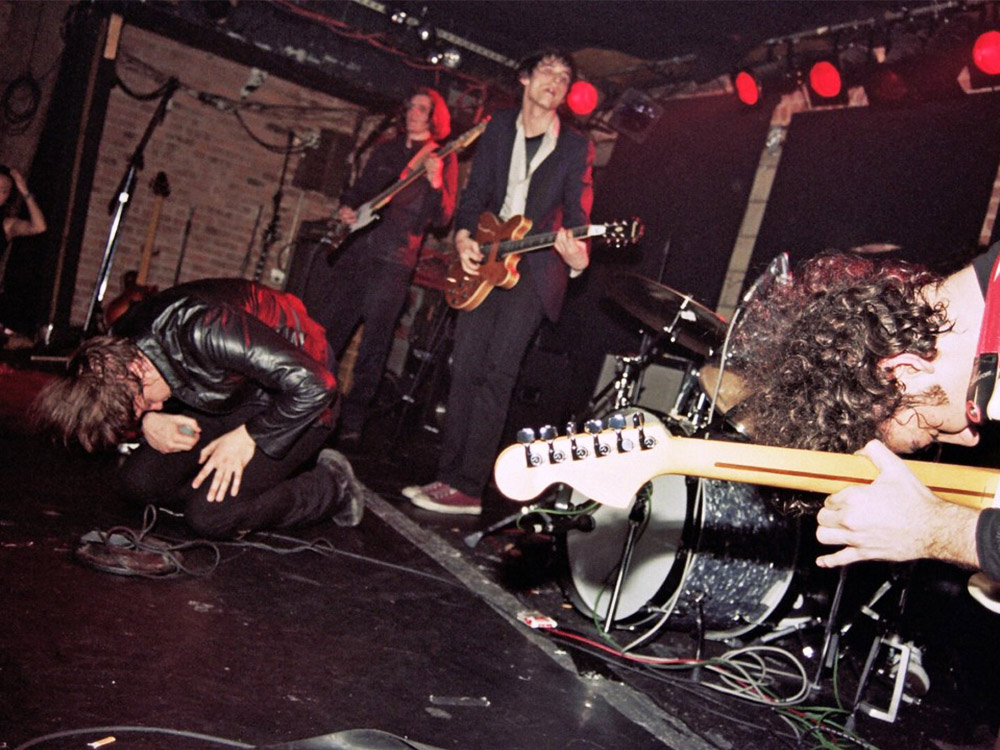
left=606, top=272, right=727, bottom=357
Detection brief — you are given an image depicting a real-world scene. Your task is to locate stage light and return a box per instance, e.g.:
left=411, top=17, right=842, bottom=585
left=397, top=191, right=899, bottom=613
left=734, top=68, right=762, bottom=107
left=973, top=30, right=1000, bottom=75
left=440, top=47, right=461, bottom=69
left=608, top=88, right=662, bottom=143
left=567, top=80, right=599, bottom=116
left=416, top=22, right=435, bottom=45
left=808, top=59, right=842, bottom=99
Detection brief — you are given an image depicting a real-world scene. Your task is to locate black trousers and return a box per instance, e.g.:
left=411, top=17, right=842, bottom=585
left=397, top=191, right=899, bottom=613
left=438, top=278, right=545, bottom=498
left=303, top=242, right=413, bottom=434
left=118, top=403, right=334, bottom=538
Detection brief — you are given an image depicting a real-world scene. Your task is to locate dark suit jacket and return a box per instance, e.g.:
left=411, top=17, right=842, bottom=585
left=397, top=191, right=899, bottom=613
left=454, top=108, right=594, bottom=320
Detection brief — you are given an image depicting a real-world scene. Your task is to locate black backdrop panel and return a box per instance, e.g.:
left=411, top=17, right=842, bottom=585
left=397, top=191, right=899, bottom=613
left=595, top=94, right=774, bottom=308
left=750, top=93, right=1000, bottom=279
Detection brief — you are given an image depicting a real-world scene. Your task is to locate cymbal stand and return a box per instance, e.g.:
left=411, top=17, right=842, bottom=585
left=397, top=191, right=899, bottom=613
left=585, top=331, right=658, bottom=417
left=388, top=294, right=455, bottom=444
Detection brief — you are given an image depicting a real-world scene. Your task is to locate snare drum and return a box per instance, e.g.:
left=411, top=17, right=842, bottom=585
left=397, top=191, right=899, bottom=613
left=564, top=413, right=798, bottom=640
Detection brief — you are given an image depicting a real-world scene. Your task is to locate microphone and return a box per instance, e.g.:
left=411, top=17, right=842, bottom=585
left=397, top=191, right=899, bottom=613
left=742, top=252, right=791, bottom=304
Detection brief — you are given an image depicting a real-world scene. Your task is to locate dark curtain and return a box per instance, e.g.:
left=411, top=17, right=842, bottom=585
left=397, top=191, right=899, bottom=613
left=749, top=92, right=1000, bottom=279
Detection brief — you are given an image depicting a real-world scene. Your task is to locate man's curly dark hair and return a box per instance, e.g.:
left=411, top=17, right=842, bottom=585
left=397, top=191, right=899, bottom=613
left=730, top=252, right=950, bottom=509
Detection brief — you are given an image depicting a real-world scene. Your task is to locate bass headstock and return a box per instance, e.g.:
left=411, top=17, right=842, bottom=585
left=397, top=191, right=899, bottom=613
left=493, top=410, right=672, bottom=508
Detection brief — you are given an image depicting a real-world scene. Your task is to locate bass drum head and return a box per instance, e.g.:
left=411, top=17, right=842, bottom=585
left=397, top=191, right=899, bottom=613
left=563, top=412, right=799, bottom=640
left=564, top=472, right=690, bottom=626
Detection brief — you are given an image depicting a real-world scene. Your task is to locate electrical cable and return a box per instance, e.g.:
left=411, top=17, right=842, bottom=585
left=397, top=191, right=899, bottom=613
left=13, top=724, right=254, bottom=750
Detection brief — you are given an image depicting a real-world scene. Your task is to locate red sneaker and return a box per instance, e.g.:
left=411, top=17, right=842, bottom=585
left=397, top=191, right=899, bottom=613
left=409, top=483, right=482, bottom=515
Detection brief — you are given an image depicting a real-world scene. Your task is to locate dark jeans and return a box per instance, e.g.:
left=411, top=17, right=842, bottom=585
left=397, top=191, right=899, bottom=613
left=438, top=279, right=545, bottom=498
left=304, top=244, right=414, bottom=434
left=118, top=403, right=334, bottom=538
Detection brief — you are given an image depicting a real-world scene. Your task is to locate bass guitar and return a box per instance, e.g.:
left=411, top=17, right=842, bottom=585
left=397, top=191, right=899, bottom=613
left=444, top=214, right=644, bottom=311
left=105, top=171, right=170, bottom=325
left=493, top=413, right=998, bottom=511
left=325, top=117, right=490, bottom=255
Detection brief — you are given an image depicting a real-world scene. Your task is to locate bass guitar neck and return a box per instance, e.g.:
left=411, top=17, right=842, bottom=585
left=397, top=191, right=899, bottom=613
left=493, top=416, right=999, bottom=511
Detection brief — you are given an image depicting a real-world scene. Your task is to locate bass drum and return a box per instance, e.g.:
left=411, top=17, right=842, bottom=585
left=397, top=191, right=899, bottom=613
left=564, top=414, right=799, bottom=640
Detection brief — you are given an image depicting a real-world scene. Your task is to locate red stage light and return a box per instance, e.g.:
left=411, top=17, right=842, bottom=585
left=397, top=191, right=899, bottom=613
left=734, top=70, right=761, bottom=106
left=567, top=81, right=599, bottom=116
left=973, top=30, right=1000, bottom=76
left=808, top=60, right=843, bottom=99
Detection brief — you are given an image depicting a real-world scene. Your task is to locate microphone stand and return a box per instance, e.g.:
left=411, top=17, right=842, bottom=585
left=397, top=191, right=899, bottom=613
left=84, top=78, right=178, bottom=335
left=253, top=130, right=294, bottom=283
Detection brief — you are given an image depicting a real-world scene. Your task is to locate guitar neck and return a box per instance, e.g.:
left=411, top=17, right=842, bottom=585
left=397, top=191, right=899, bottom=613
left=136, top=195, right=166, bottom=285
left=493, top=424, right=999, bottom=511
left=496, top=224, right=600, bottom=259
left=369, top=120, right=489, bottom=212
left=665, top=437, right=997, bottom=510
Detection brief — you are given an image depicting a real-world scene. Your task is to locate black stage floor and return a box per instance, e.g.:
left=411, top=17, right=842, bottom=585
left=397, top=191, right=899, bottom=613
left=2, top=353, right=1000, bottom=750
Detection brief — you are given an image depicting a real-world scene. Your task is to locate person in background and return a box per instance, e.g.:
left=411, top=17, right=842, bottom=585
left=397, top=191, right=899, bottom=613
left=0, top=165, right=47, bottom=349
left=303, top=87, right=457, bottom=449
left=404, top=49, right=593, bottom=515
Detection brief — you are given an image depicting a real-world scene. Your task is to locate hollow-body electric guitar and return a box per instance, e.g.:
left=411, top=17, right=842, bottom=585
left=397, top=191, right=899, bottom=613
left=444, top=214, right=644, bottom=311
left=325, top=118, right=490, bottom=255
left=493, top=413, right=999, bottom=511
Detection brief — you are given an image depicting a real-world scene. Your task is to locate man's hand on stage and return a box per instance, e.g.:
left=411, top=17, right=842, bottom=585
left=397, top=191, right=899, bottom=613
left=194, top=424, right=256, bottom=502
left=555, top=228, right=589, bottom=273
left=455, top=228, right=483, bottom=276
left=142, top=412, right=201, bottom=454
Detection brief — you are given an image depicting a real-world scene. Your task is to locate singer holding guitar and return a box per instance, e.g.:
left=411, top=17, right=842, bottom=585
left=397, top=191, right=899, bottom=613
left=732, top=244, right=1000, bottom=585
left=302, top=88, right=457, bottom=448
left=404, top=49, right=593, bottom=515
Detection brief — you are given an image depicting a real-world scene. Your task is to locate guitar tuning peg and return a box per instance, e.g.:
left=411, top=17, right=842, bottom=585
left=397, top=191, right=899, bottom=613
left=584, top=418, right=609, bottom=457
left=609, top=412, right=634, bottom=453
left=631, top=412, right=656, bottom=450
left=539, top=424, right=565, bottom=463
left=565, top=421, right=587, bottom=460
left=516, top=427, right=541, bottom=467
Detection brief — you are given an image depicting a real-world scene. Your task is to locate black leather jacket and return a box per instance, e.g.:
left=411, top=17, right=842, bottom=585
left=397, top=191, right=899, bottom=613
left=113, top=279, right=336, bottom=458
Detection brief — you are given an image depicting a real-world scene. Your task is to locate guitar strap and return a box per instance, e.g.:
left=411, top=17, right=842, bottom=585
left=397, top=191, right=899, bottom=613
left=967, top=242, right=1000, bottom=424
left=400, top=139, right=438, bottom=180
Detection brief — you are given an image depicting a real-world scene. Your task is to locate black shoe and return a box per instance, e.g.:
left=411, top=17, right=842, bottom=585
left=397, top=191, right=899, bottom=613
left=317, top=448, right=368, bottom=527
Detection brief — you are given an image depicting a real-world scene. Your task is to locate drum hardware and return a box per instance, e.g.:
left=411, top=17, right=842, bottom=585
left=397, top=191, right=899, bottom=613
left=803, top=563, right=925, bottom=726
left=380, top=290, right=455, bottom=444
left=604, top=272, right=728, bottom=359
left=462, top=493, right=596, bottom=549
left=600, top=481, right=653, bottom=633
left=563, top=410, right=801, bottom=643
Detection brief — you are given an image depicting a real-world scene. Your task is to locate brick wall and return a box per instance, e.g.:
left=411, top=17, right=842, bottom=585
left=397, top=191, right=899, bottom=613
left=72, top=24, right=374, bottom=324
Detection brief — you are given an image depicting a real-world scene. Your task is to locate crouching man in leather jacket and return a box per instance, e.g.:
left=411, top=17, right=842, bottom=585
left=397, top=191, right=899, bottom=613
left=33, top=278, right=370, bottom=538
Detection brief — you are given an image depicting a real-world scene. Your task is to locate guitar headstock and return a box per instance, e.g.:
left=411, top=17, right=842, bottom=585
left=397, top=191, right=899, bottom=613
left=150, top=171, right=171, bottom=198
left=603, top=218, right=644, bottom=248
left=493, top=411, right=672, bottom=508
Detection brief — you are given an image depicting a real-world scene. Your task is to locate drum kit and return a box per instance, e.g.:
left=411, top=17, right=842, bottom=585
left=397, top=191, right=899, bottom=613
left=488, top=259, right=930, bottom=723
left=558, top=268, right=802, bottom=643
